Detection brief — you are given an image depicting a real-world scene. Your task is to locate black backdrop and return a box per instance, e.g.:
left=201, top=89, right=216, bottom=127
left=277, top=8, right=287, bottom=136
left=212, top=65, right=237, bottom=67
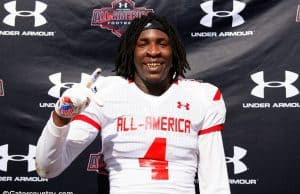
left=1, top=0, right=300, bottom=193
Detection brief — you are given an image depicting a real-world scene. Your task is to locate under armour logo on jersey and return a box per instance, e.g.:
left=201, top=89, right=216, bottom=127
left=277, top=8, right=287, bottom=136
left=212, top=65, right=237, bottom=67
left=118, top=2, right=128, bottom=9
left=0, top=144, right=36, bottom=172
left=251, top=71, right=299, bottom=98
left=200, top=0, right=246, bottom=27
left=226, top=146, right=248, bottom=174
left=3, top=1, right=47, bottom=27
left=177, top=101, right=190, bottom=110
left=48, top=72, right=90, bottom=98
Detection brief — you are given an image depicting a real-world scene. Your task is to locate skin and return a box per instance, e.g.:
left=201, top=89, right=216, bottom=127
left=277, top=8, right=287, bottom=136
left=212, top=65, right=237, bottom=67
left=133, top=29, right=173, bottom=96
left=53, top=111, right=71, bottom=126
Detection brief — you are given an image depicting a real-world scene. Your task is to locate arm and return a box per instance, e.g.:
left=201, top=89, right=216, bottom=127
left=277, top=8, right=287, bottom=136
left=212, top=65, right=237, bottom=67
left=35, top=111, right=99, bottom=178
left=198, top=131, right=230, bottom=194
left=35, top=68, right=103, bottom=178
left=197, top=83, right=230, bottom=194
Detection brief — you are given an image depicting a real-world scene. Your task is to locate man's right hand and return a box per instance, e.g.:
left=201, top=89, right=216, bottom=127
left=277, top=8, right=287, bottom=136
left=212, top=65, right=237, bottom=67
left=54, top=68, right=103, bottom=121
left=54, top=84, right=92, bottom=119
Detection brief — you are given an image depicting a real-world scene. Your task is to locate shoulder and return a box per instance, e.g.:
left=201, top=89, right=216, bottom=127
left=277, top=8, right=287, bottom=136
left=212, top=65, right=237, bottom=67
left=177, top=79, right=222, bottom=101
left=96, top=75, right=126, bottom=84
left=93, top=76, right=127, bottom=90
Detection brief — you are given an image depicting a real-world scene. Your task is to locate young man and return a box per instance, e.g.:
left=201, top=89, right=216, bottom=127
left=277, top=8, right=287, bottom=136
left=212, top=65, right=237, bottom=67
left=36, top=13, right=231, bottom=194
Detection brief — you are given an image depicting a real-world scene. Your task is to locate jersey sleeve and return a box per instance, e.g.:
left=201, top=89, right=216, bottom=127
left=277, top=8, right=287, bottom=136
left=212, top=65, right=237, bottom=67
left=197, top=131, right=230, bottom=194
left=198, top=83, right=226, bottom=135
left=197, top=84, right=231, bottom=194
left=35, top=111, right=100, bottom=178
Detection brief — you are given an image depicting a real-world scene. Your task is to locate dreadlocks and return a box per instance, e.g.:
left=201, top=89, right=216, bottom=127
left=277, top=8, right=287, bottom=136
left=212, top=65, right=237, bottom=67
left=115, top=13, right=190, bottom=80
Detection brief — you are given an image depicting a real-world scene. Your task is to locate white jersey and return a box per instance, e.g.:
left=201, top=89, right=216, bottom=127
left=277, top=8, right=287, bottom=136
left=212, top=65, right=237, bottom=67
left=36, top=76, right=230, bottom=194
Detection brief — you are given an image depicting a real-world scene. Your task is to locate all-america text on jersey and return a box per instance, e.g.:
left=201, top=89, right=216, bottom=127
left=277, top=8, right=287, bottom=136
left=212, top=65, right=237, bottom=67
left=116, top=116, right=191, bottom=133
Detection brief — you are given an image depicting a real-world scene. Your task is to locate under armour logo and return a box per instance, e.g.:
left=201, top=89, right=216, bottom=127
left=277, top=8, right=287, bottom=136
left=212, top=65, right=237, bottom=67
left=177, top=101, right=190, bottom=110
left=87, top=152, right=108, bottom=175
left=3, top=0, right=47, bottom=27
left=118, top=2, right=128, bottom=9
left=0, top=79, right=4, bottom=96
left=251, top=71, right=299, bottom=98
left=226, top=146, right=248, bottom=174
left=0, top=144, right=36, bottom=172
left=48, top=72, right=90, bottom=98
left=200, top=0, right=246, bottom=27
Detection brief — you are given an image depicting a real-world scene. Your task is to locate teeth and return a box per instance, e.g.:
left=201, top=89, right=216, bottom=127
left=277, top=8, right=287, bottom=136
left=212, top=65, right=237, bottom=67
left=146, top=63, right=160, bottom=67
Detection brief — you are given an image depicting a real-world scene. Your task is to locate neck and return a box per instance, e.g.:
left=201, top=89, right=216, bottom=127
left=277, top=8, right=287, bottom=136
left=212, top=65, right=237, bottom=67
left=134, top=78, right=172, bottom=96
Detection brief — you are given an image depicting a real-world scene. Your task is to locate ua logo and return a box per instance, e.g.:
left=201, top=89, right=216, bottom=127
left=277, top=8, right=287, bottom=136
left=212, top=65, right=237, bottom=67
left=118, top=2, right=128, bottom=9
left=200, top=0, right=246, bottom=27
left=3, top=0, right=47, bottom=27
left=177, top=101, right=190, bottom=110
left=226, top=146, right=248, bottom=174
left=0, top=144, right=36, bottom=172
left=48, top=72, right=90, bottom=98
left=251, top=71, right=299, bottom=98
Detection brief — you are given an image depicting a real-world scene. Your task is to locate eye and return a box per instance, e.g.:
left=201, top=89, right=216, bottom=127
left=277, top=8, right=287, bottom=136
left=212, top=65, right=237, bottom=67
left=159, top=41, right=169, bottom=47
left=159, top=43, right=168, bottom=48
left=137, top=41, right=147, bottom=47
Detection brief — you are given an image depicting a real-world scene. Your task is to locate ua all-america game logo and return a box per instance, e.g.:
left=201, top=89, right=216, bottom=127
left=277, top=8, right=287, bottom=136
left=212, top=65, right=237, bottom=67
left=91, top=0, right=154, bottom=37
left=87, top=152, right=108, bottom=175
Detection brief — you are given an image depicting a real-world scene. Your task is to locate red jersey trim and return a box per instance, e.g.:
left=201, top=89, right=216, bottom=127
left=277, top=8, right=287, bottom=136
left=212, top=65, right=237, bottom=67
left=128, top=79, right=134, bottom=84
left=213, top=89, right=222, bottom=101
left=198, top=124, right=224, bottom=136
left=72, top=114, right=101, bottom=131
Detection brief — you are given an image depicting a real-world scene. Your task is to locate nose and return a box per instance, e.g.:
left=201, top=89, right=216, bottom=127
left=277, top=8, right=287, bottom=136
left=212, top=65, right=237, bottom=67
left=146, top=43, right=160, bottom=57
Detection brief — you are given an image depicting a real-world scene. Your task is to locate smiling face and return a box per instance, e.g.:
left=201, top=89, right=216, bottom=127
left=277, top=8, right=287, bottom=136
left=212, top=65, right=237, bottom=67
left=133, top=29, right=173, bottom=95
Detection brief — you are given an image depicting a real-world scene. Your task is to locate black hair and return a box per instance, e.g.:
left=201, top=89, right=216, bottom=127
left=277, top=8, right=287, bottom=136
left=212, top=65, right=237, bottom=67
left=115, top=13, right=190, bottom=80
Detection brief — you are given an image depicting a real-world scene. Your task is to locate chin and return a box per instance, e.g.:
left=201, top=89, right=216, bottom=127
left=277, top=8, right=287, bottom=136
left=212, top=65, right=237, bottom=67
left=145, top=77, right=165, bottom=85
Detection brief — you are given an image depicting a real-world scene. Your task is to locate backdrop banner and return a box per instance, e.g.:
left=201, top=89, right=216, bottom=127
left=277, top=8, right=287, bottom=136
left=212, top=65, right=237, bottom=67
left=1, top=0, right=299, bottom=194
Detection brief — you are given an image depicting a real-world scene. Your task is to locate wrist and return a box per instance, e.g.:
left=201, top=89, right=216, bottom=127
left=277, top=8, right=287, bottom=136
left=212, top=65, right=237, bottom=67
left=52, top=111, right=71, bottom=127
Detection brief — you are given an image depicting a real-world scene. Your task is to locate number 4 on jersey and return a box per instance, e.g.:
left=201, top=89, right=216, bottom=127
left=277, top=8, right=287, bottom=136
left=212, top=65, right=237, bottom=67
left=139, top=137, right=169, bottom=180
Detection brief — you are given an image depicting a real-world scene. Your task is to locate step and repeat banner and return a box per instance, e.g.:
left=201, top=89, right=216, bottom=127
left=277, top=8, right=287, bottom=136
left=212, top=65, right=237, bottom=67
left=1, top=0, right=300, bottom=193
